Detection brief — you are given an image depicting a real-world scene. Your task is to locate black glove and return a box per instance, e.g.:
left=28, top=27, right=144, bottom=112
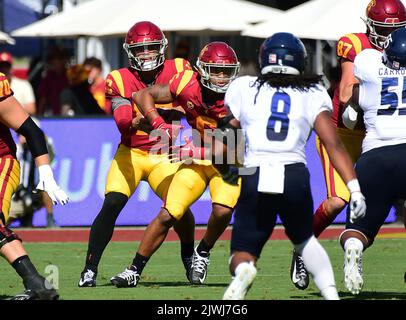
left=215, top=164, right=240, bottom=186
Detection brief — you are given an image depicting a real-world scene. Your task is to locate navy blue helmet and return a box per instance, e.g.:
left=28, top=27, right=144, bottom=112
left=382, top=27, right=406, bottom=69
left=258, top=32, right=307, bottom=75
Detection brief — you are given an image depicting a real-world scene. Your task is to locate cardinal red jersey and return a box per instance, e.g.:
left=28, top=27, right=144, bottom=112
left=332, top=33, right=374, bottom=128
left=0, top=73, right=16, bottom=158
left=169, top=70, right=228, bottom=137
left=106, top=58, right=191, bottom=151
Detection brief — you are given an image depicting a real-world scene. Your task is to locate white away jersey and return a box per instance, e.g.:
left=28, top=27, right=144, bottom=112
left=354, top=48, right=406, bottom=153
left=225, top=76, right=332, bottom=167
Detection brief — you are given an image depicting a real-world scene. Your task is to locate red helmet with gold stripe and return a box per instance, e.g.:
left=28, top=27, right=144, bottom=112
left=196, top=42, right=240, bottom=94
left=123, top=21, right=168, bottom=71
left=364, top=0, right=406, bottom=49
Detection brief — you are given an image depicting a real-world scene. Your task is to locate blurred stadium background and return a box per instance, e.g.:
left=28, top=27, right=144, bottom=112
left=0, top=0, right=405, bottom=302
left=1, top=0, right=399, bottom=228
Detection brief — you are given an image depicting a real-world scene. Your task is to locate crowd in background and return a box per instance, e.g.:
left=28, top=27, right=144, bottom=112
left=0, top=46, right=112, bottom=228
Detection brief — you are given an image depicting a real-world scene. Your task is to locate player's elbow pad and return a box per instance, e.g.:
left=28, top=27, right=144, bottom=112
left=16, top=117, right=48, bottom=158
left=342, top=105, right=358, bottom=130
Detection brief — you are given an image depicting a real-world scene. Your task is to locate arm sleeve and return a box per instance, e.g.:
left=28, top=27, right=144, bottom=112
left=106, top=71, right=134, bottom=134
left=113, top=101, right=133, bottom=135
left=16, top=117, right=48, bottom=158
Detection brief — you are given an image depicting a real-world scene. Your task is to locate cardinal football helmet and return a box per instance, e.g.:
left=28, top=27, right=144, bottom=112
left=123, top=21, right=168, bottom=71
left=196, top=42, right=240, bottom=93
left=364, top=0, right=406, bottom=49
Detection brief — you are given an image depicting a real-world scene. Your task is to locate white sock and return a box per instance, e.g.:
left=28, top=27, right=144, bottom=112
left=234, top=261, right=256, bottom=276
left=344, top=237, right=364, bottom=252
left=320, top=285, right=340, bottom=300
left=295, top=236, right=339, bottom=300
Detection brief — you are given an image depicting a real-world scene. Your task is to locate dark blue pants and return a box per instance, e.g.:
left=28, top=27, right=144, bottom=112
left=231, top=163, right=314, bottom=258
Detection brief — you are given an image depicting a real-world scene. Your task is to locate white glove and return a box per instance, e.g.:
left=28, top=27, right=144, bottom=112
left=36, top=165, right=69, bottom=205
left=347, top=179, right=366, bottom=223
left=342, top=105, right=358, bottom=130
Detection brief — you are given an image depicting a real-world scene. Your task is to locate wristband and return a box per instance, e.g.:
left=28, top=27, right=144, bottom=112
left=151, top=116, right=165, bottom=129
left=144, top=108, right=157, bottom=119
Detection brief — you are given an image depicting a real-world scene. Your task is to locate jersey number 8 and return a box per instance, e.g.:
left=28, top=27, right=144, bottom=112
left=267, top=92, right=291, bottom=141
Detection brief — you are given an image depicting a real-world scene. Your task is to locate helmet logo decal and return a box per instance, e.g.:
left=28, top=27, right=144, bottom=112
left=200, top=45, right=209, bottom=57
left=186, top=101, right=194, bottom=109
left=384, top=34, right=393, bottom=49
left=269, top=54, right=277, bottom=63
left=385, top=17, right=400, bottom=23
left=367, top=0, right=376, bottom=13
left=285, top=54, right=294, bottom=61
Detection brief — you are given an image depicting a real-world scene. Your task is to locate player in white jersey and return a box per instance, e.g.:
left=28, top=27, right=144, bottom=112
left=339, top=27, right=406, bottom=295
left=221, top=32, right=366, bottom=300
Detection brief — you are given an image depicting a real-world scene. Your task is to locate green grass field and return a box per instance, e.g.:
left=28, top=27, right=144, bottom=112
left=1, top=239, right=405, bottom=300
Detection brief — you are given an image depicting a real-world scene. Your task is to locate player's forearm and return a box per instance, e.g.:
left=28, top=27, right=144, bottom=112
left=132, top=89, right=160, bottom=124
left=339, top=81, right=355, bottom=105
left=34, top=154, right=51, bottom=167
left=338, top=61, right=358, bottom=105
left=113, top=105, right=133, bottom=134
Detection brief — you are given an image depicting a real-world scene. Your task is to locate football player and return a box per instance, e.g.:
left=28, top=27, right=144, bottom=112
left=340, top=27, right=406, bottom=295
left=78, top=21, right=196, bottom=287
left=291, top=0, right=406, bottom=290
left=0, top=73, right=68, bottom=300
left=221, top=32, right=366, bottom=300
left=109, top=42, right=242, bottom=287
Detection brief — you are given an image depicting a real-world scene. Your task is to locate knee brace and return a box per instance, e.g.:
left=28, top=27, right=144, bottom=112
left=0, top=226, right=22, bottom=248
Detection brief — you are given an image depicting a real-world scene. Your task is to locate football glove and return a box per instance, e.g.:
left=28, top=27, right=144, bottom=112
left=36, top=165, right=69, bottom=205
left=216, top=164, right=240, bottom=186
left=170, top=137, right=206, bottom=162
left=151, top=116, right=183, bottom=142
left=347, top=179, right=366, bottom=223
left=349, top=191, right=366, bottom=223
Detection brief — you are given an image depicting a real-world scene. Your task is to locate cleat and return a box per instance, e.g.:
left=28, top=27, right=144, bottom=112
left=78, top=269, right=97, bottom=287
left=10, top=289, right=38, bottom=300
left=10, top=288, right=59, bottom=300
left=110, top=265, right=140, bottom=288
left=189, top=248, right=210, bottom=285
left=22, top=275, right=59, bottom=300
left=46, top=215, right=58, bottom=228
left=290, top=250, right=309, bottom=290
left=223, top=262, right=257, bottom=300
left=182, top=256, right=193, bottom=283
left=344, top=244, right=363, bottom=295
